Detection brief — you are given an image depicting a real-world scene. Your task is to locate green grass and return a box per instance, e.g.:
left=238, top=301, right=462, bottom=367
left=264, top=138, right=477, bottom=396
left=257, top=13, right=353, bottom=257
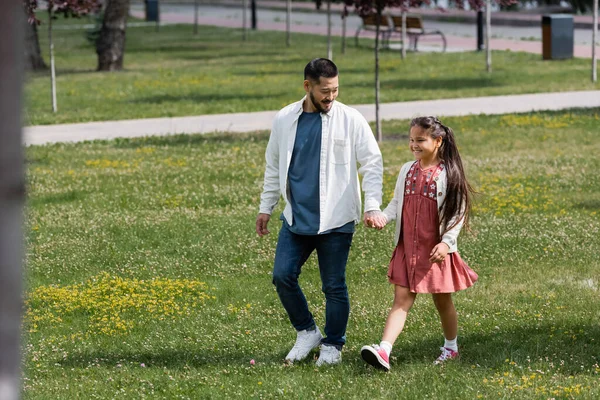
left=26, top=23, right=598, bottom=125
left=24, top=109, right=600, bottom=398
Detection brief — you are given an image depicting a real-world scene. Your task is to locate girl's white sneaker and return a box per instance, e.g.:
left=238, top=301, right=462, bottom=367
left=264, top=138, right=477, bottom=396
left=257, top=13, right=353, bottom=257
left=434, top=347, right=459, bottom=365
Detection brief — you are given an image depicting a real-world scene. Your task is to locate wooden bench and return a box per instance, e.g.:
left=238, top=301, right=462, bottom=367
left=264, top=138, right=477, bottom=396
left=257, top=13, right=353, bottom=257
left=355, top=14, right=394, bottom=48
left=389, top=15, right=447, bottom=52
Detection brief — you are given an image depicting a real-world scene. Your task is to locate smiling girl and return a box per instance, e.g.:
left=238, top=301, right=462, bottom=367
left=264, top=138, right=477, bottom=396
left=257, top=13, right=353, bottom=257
left=360, top=116, right=478, bottom=371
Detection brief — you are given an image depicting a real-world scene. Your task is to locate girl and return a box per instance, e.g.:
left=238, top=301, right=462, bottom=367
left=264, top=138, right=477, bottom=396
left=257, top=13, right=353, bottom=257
left=361, top=116, right=478, bottom=371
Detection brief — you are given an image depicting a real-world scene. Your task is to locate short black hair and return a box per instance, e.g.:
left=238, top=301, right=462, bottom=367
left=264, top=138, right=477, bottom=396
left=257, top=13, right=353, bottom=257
left=304, top=58, right=338, bottom=83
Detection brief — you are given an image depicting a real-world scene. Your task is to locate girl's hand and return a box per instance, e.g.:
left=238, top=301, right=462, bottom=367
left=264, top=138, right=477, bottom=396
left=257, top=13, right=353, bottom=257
left=363, top=211, right=387, bottom=230
left=429, top=242, right=449, bottom=263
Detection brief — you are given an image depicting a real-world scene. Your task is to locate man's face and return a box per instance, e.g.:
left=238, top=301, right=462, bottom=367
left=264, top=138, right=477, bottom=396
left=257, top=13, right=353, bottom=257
left=304, top=76, right=339, bottom=113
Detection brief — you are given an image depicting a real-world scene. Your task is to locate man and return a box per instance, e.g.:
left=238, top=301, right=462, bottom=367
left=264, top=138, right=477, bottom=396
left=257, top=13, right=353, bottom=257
left=256, top=58, right=385, bottom=366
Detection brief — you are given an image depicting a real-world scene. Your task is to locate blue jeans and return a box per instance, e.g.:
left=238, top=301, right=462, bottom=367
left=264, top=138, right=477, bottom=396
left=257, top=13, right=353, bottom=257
left=272, top=224, right=353, bottom=348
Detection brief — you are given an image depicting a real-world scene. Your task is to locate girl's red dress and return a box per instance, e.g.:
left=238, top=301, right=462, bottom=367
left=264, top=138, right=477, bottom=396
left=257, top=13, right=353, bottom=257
left=387, top=161, right=478, bottom=293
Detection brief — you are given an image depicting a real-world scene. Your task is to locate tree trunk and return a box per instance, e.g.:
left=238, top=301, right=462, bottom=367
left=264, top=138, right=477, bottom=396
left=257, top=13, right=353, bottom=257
left=327, top=0, right=332, bottom=60
left=286, top=0, right=291, bottom=47
left=49, top=8, right=57, bottom=113
left=242, top=0, right=248, bottom=40
left=401, top=11, right=407, bottom=60
left=96, top=0, right=130, bottom=71
left=341, top=13, right=346, bottom=54
left=24, top=19, right=47, bottom=71
left=375, top=8, right=382, bottom=143
left=593, top=0, right=598, bottom=82
left=194, top=0, right=199, bottom=35
left=485, top=0, right=491, bottom=73
left=0, top=2, right=25, bottom=400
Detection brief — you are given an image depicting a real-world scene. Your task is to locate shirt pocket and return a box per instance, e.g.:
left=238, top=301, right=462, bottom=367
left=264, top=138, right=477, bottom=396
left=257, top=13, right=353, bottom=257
left=331, top=138, right=350, bottom=165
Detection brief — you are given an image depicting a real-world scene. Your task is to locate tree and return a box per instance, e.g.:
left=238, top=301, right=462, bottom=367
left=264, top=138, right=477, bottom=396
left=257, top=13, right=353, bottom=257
left=0, top=2, right=25, bottom=400
left=23, top=6, right=46, bottom=71
left=96, top=0, right=131, bottom=71
left=287, top=0, right=292, bottom=47
left=194, top=0, right=199, bottom=35
left=593, top=0, right=598, bottom=82
left=346, top=0, right=513, bottom=142
left=314, top=1, right=344, bottom=60
left=24, top=0, right=101, bottom=111
left=344, top=0, right=424, bottom=142
left=22, top=0, right=100, bottom=71
left=242, top=0, right=248, bottom=40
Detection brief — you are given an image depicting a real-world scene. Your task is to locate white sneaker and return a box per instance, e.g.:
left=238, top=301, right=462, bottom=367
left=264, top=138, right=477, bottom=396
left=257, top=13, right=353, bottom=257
left=284, top=327, right=323, bottom=363
left=315, top=344, right=342, bottom=366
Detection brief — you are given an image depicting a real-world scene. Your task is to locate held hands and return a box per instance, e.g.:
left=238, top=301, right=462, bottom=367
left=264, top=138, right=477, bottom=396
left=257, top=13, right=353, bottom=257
left=256, top=213, right=271, bottom=237
left=429, top=242, right=449, bottom=263
left=363, top=210, right=387, bottom=230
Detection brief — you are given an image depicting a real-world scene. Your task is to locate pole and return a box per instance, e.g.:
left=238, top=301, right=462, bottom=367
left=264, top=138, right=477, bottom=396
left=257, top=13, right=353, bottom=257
left=0, top=1, right=25, bottom=399
left=286, top=0, right=291, bottom=47
left=48, top=6, right=57, bottom=113
left=477, top=10, right=484, bottom=51
left=194, top=0, right=199, bottom=35
left=593, top=0, right=598, bottom=82
left=485, top=0, right=492, bottom=73
left=327, top=0, right=332, bottom=60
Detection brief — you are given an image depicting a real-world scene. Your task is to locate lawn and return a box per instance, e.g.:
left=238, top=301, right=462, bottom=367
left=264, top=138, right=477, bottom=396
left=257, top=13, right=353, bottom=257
left=23, top=109, right=600, bottom=398
left=26, top=21, right=598, bottom=125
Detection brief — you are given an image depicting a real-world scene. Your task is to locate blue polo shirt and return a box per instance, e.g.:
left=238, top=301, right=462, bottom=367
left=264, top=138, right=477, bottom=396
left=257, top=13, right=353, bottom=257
left=284, top=111, right=354, bottom=235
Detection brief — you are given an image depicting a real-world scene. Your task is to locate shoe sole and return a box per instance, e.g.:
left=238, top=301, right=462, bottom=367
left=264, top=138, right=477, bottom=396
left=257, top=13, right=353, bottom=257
left=361, top=347, right=390, bottom=371
left=434, top=355, right=459, bottom=365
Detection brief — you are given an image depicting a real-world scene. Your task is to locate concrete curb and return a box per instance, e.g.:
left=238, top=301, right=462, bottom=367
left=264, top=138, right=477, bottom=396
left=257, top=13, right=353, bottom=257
left=24, top=90, right=600, bottom=146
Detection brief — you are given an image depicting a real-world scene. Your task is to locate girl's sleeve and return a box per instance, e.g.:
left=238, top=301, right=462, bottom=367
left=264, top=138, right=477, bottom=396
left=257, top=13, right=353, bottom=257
left=441, top=201, right=466, bottom=249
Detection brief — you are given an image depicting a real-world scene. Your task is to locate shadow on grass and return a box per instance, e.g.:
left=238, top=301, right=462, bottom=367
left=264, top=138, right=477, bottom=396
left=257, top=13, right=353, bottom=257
left=57, top=322, right=599, bottom=375
left=125, top=45, right=213, bottom=54
left=60, top=348, right=286, bottom=369
left=28, top=190, right=86, bottom=207
left=347, top=77, right=502, bottom=91
left=573, top=199, right=600, bottom=211
left=127, top=92, right=283, bottom=105
left=386, top=321, right=600, bottom=376
left=177, top=49, right=286, bottom=62
left=110, top=131, right=269, bottom=149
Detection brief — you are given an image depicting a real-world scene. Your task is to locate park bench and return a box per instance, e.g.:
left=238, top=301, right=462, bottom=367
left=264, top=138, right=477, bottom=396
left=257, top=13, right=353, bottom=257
left=354, top=14, right=394, bottom=47
left=389, top=14, right=447, bottom=52
left=355, top=13, right=446, bottom=53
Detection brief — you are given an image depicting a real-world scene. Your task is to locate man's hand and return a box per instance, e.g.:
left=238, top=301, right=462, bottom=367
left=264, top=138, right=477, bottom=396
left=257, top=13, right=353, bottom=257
left=429, top=242, right=449, bottom=263
left=256, top=213, right=271, bottom=237
left=363, top=210, right=387, bottom=230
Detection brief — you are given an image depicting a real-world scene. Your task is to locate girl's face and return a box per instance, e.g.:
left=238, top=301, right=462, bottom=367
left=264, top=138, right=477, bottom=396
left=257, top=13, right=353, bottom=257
left=409, top=126, right=442, bottom=163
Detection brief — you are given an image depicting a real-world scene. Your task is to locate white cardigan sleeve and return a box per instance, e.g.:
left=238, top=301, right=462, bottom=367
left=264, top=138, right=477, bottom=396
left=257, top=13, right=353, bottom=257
left=382, top=162, right=411, bottom=223
left=440, top=202, right=466, bottom=249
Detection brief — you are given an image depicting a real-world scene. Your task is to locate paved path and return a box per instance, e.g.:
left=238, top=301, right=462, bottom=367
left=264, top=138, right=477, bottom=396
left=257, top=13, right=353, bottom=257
left=24, top=90, right=600, bottom=146
left=188, top=0, right=600, bottom=29
left=130, top=4, right=600, bottom=57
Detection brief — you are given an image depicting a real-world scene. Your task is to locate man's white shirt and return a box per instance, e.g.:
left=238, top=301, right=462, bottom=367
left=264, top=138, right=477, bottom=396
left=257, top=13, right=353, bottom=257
left=259, top=97, right=383, bottom=234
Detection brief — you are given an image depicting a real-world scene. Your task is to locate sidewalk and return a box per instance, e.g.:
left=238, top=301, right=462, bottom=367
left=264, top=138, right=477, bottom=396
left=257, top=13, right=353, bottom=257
left=129, top=7, right=599, bottom=58
left=191, top=0, right=600, bottom=29
left=23, top=90, right=600, bottom=146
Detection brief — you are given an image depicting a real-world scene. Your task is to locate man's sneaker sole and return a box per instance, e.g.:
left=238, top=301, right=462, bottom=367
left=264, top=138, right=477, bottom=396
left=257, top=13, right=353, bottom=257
left=361, top=346, right=390, bottom=371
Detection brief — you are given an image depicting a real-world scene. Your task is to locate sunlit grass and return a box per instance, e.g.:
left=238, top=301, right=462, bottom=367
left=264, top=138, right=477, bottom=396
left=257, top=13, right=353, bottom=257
left=23, top=109, right=600, bottom=398
left=25, top=23, right=598, bottom=125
